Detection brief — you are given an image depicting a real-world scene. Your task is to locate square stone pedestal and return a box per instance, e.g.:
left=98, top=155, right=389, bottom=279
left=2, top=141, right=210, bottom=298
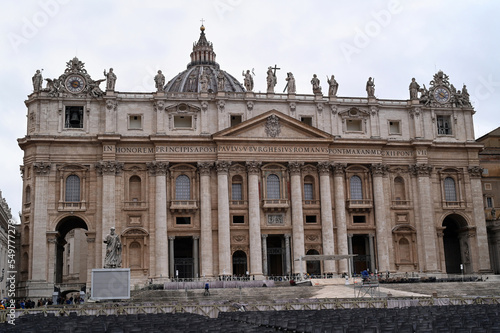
left=91, top=268, right=130, bottom=300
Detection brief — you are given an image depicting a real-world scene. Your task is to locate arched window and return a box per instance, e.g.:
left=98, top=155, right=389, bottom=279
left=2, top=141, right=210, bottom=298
left=350, top=175, right=363, bottom=200
left=175, top=175, right=190, bottom=200
left=444, top=177, right=457, bottom=202
left=65, top=175, right=80, bottom=202
left=129, top=176, right=141, bottom=201
left=266, top=174, right=280, bottom=199
left=394, top=177, right=406, bottom=201
left=129, top=242, right=141, bottom=268
left=25, top=186, right=31, bottom=204
left=303, top=175, right=314, bottom=201
left=231, top=175, right=243, bottom=201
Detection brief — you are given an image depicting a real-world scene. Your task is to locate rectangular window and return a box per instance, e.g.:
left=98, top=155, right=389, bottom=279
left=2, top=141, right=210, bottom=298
left=389, top=120, right=401, bottom=135
left=301, top=117, right=312, bottom=126
left=176, top=217, right=191, bottom=225
left=65, top=106, right=83, bottom=129
left=353, top=215, right=366, bottom=223
left=437, top=115, right=452, bottom=135
left=174, top=115, right=192, bottom=128
left=231, top=115, right=242, bottom=127
left=346, top=119, right=362, bottom=132
left=304, top=183, right=313, bottom=200
left=305, top=215, right=317, bottom=223
left=232, top=215, right=245, bottom=224
left=129, top=115, right=142, bottom=129
left=487, top=197, right=493, bottom=208
left=232, top=183, right=242, bottom=201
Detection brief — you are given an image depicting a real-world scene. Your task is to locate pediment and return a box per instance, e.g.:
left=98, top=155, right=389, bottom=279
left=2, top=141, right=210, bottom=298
left=213, top=110, right=332, bottom=142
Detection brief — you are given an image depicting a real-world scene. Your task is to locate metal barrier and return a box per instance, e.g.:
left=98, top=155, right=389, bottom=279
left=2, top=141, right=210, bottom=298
left=2, top=296, right=499, bottom=322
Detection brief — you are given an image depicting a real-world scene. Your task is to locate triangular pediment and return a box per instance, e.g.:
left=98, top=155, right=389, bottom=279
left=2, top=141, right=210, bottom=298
left=213, top=110, right=332, bottom=142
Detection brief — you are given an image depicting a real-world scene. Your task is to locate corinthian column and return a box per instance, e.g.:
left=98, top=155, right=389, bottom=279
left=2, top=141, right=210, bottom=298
left=468, top=166, right=492, bottom=273
left=96, top=160, right=123, bottom=267
left=246, top=161, right=263, bottom=278
left=371, top=163, right=390, bottom=272
left=147, top=161, right=169, bottom=278
left=32, top=162, right=51, bottom=281
left=289, top=161, right=305, bottom=274
left=198, top=162, right=214, bottom=277
left=216, top=161, right=231, bottom=276
left=411, top=164, right=438, bottom=272
left=317, top=162, right=336, bottom=274
left=333, top=163, right=349, bottom=274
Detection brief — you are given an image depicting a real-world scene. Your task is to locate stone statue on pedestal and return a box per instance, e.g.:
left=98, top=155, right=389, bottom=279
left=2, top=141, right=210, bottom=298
left=104, top=227, right=122, bottom=268
left=311, top=74, right=322, bottom=95
left=154, top=70, right=165, bottom=92
left=266, top=66, right=277, bottom=93
left=285, top=72, right=296, bottom=94
left=327, top=75, right=338, bottom=97
left=104, top=68, right=117, bottom=91
left=32, top=70, right=43, bottom=92
left=243, top=70, right=254, bottom=91
left=366, top=77, right=375, bottom=97
left=409, top=78, right=420, bottom=100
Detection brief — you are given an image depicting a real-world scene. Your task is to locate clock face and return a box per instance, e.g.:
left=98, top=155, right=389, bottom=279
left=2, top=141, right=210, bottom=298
left=433, top=86, right=450, bottom=103
left=65, top=75, right=85, bottom=93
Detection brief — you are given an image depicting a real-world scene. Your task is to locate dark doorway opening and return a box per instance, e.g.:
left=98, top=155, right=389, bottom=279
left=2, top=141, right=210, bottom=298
left=174, top=237, right=194, bottom=279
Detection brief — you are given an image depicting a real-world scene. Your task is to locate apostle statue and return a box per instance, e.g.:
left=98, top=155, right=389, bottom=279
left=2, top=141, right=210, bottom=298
left=285, top=72, right=296, bottom=94
left=154, top=70, right=165, bottom=92
left=243, top=70, right=254, bottom=92
left=104, top=227, right=122, bottom=268
left=32, top=70, right=43, bottom=92
left=311, top=74, right=322, bottom=95
left=104, top=68, right=117, bottom=91
left=366, top=77, right=375, bottom=97
left=217, top=70, right=226, bottom=91
left=266, top=66, right=277, bottom=93
left=409, top=78, right=420, bottom=100
left=327, top=75, right=338, bottom=97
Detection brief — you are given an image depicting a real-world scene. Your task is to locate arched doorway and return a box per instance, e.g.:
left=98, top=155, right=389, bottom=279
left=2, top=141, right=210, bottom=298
left=232, top=250, right=247, bottom=277
left=306, top=249, right=321, bottom=276
left=442, top=214, right=469, bottom=274
left=55, top=216, right=89, bottom=284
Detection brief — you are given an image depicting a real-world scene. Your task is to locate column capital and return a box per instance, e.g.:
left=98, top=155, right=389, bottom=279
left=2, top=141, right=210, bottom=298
left=332, top=163, right=346, bottom=176
left=371, top=163, right=388, bottom=176
left=193, top=235, right=200, bottom=240
left=95, top=160, right=124, bottom=176
left=147, top=161, right=169, bottom=176
left=261, top=234, right=268, bottom=239
left=409, top=164, right=433, bottom=177
left=284, top=233, right=291, bottom=239
left=34, top=162, right=51, bottom=176
left=198, top=161, right=214, bottom=175
left=216, top=160, right=231, bottom=174
left=288, top=161, right=304, bottom=175
left=468, top=166, right=483, bottom=178
left=246, top=161, right=262, bottom=174
left=168, top=236, right=176, bottom=241
left=317, top=161, right=331, bottom=175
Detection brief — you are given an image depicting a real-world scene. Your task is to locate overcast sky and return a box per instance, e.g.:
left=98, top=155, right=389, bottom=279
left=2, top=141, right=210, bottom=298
left=1, top=0, right=499, bottom=220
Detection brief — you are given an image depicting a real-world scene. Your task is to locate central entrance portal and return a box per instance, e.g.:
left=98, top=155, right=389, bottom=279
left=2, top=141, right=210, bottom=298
left=174, top=237, right=193, bottom=279
left=267, top=235, right=284, bottom=276
left=352, top=235, right=370, bottom=274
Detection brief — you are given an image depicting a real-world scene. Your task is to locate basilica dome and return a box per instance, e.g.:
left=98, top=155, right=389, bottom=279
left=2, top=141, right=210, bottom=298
left=164, top=26, right=245, bottom=93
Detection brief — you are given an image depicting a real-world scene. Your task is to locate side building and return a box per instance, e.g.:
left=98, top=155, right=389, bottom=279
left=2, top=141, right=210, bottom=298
left=18, top=26, right=491, bottom=297
left=477, top=127, right=500, bottom=273
left=0, top=190, right=16, bottom=300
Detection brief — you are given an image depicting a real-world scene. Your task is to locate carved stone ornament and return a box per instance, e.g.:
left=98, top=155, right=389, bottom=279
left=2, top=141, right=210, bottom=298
left=409, top=164, right=433, bottom=177
left=95, top=160, right=124, bottom=175
left=330, top=105, right=338, bottom=115
left=371, top=163, right=388, bottom=176
left=317, top=161, right=331, bottom=175
left=216, top=160, right=231, bottom=173
left=306, top=234, right=319, bottom=242
left=246, top=161, right=261, bottom=174
left=19, top=165, right=25, bottom=180
left=316, top=103, right=324, bottom=112
left=201, top=101, right=209, bottom=112
left=33, top=162, right=51, bottom=175
left=468, top=166, right=483, bottom=178
left=332, top=163, right=346, bottom=175
left=197, top=161, right=213, bottom=175
left=246, top=101, right=254, bottom=111
left=288, top=161, right=304, bottom=175
left=154, top=101, right=165, bottom=112
left=370, top=106, right=378, bottom=116
left=289, top=102, right=296, bottom=112
left=408, top=108, right=421, bottom=119
left=265, top=114, right=281, bottom=138
left=217, top=100, right=225, bottom=112
left=233, top=235, right=246, bottom=243
left=146, top=161, right=169, bottom=176
left=267, top=214, right=284, bottom=225
left=106, top=100, right=117, bottom=110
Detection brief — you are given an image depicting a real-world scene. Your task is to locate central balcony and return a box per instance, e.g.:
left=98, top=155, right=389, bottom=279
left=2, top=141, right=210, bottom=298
left=262, top=199, right=289, bottom=212
left=170, top=200, right=199, bottom=213
left=347, top=199, right=372, bottom=212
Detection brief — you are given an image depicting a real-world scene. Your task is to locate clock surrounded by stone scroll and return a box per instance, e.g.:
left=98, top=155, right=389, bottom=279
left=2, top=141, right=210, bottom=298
left=433, top=86, right=450, bottom=103
left=65, top=75, right=86, bottom=93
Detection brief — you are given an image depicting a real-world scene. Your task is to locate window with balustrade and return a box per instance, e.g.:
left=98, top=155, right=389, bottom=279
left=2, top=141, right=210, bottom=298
left=65, top=175, right=81, bottom=202
left=175, top=175, right=191, bottom=200
left=350, top=175, right=363, bottom=200
left=266, top=174, right=280, bottom=199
